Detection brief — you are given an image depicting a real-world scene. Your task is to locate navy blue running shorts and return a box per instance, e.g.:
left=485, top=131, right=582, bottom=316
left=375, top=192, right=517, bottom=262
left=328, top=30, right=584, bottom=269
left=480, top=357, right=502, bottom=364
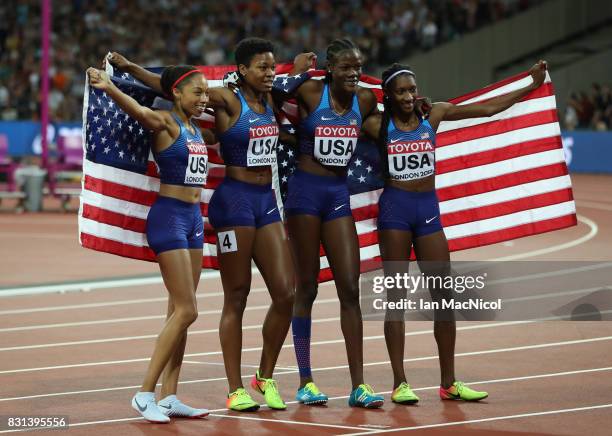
left=377, top=186, right=443, bottom=237
left=146, top=196, right=204, bottom=255
left=208, top=178, right=282, bottom=229
left=284, top=169, right=352, bottom=222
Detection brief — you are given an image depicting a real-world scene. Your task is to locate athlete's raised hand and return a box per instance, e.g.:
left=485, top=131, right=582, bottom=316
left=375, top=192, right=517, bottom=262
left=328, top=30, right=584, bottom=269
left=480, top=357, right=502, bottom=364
left=104, top=52, right=132, bottom=70
left=87, top=68, right=112, bottom=91
left=291, top=52, right=317, bottom=74
left=529, top=60, right=547, bottom=89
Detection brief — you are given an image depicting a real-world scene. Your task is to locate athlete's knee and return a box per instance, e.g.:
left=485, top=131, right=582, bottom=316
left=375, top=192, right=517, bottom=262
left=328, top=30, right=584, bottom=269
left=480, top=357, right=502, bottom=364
left=224, top=285, right=250, bottom=314
left=272, top=287, right=295, bottom=312
left=174, top=305, right=198, bottom=326
left=337, top=283, right=360, bottom=309
left=296, top=279, right=318, bottom=306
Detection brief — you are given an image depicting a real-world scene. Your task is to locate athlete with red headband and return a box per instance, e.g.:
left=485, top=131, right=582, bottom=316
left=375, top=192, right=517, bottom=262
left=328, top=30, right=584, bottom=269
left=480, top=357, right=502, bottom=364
left=87, top=65, right=210, bottom=422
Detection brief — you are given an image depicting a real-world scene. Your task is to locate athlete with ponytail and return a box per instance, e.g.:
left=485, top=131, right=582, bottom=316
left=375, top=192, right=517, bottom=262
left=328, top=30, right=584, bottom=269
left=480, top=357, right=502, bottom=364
left=361, top=61, right=548, bottom=404
left=87, top=65, right=210, bottom=422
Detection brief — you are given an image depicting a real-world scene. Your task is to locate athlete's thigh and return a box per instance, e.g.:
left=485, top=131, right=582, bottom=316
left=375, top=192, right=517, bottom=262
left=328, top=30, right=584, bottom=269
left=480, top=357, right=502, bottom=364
left=157, top=249, right=197, bottom=306
left=413, top=230, right=452, bottom=312
left=413, top=230, right=450, bottom=264
left=378, top=229, right=413, bottom=262
left=320, top=215, right=360, bottom=283
left=189, top=248, right=203, bottom=295
left=378, top=229, right=414, bottom=319
left=215, top=226, right=256, bottom=290
left=287, top=214, right=322, bottom=282
left=253, top=221, right=294, bottom=294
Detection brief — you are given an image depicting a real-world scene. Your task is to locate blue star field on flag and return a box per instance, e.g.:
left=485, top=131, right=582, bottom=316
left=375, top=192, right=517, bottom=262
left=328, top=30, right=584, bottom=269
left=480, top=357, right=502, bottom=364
left=84, top=77, right=160, bottom=175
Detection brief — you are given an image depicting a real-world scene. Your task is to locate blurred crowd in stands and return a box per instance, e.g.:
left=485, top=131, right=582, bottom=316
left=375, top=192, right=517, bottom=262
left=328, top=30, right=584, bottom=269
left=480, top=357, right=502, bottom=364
left=1, top=0, right=538, bottom=121
left=564, top=84, right=612, bottom=131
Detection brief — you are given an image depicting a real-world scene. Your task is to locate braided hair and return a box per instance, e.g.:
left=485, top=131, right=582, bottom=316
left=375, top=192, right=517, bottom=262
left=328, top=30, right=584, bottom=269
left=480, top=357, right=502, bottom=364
left=324, top=38, right=359, bottom=83
left=160, top=65, right=201, bottom=97
left=378, top=64, right=417, bottom=177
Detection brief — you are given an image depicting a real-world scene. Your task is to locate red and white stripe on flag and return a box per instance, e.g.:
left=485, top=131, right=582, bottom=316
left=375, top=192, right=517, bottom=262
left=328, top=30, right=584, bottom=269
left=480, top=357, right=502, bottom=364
left=79, top=66, right=575, bottom=282
left=336, top=70, right=575, bottom=282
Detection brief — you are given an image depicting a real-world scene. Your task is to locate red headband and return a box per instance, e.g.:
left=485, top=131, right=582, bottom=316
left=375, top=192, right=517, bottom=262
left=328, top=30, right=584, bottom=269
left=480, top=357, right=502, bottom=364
left=170, top=69, right=200, bottom=91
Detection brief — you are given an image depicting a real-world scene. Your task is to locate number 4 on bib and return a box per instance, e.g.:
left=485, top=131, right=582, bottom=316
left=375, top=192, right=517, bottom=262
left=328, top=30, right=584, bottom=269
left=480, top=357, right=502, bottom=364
left=217, top=230, right=238, bottom=253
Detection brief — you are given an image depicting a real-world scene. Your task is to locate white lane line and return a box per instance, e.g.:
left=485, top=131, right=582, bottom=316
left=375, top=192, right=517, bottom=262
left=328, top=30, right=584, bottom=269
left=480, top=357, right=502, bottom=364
left=1, top=333, right=609, bottom=401
left=184, top=360, right=298, bottom=372
left=0, top=288, right=255, bottom=316
left=206, top=414, right=369, bottom=431
left=0, top=281, right=336, bottom=316
left=0, top=370, right=298, bottom=403
left=0, top=297, right=338, bottom=333
left=0, top=319, right=534, bottom=374
left=4, top=279, right=610, bottom=352
left=1, top=366, right=609, bottom=433
left=0, top=268, right=259, bottom=298
left=491, top=214, right=597, bottom=261
left=341, top=404, right=612, bottom=435
left=3, top=260, right=602, bottom=336
left=0, top=317, right=341, bottom=352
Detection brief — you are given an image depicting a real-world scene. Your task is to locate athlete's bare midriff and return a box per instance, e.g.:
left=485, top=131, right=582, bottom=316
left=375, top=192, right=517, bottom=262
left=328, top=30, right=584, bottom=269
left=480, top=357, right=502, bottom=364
left=226, top=165, right=272, bottom=185
left=386, top=174, right=435, bottom=192
left=297, top=154, right=348, bottom=178
left=158, top=184, right=201, bottom=203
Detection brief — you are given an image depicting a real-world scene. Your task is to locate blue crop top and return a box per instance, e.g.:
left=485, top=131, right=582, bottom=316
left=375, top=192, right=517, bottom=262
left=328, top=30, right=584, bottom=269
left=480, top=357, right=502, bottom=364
left=297, top=83, right=362, bottom=167
left=153, top=113, right=208, bottom=187
left=217, top=90, right=279, bottom=167
left=384, top=118, right=436, bottom=181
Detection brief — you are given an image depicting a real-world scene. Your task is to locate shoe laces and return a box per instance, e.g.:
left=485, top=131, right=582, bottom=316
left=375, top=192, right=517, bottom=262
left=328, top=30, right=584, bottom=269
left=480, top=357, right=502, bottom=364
left=453, top=381, right=465, bottom=394
left=265, top=379, right=279, bottom=393
left=305, top=382, right=320, bottom=395
left=397, top=382, right=410, bottom=391
left=361, top=384, right=375, bottom=395
left=229, top=387, right=249, bottom=399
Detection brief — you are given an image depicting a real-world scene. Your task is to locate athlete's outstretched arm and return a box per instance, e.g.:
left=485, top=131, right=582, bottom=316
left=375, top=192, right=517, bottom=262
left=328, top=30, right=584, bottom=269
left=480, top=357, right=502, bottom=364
left=428, top=60, right=547, bottom=130
left=87, top=68, right=168, bottom=132
left=105, top=52, right=229, bottom=110
left=105, top=52, right=164, bottom=94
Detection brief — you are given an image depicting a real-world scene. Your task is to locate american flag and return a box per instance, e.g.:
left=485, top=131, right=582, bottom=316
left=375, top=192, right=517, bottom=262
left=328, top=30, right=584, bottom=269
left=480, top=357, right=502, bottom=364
left=78, top=65, right=575, bottom=281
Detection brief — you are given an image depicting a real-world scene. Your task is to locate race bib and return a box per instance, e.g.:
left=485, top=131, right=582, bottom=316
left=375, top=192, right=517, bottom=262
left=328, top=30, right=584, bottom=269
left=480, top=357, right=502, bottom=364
left=185, top=140, right=208, bottom=185
left=247, top=124, right=278, bottom=167
left=314, top=125, right=359, bottom=166
left=387, top=139, right=435, bottom=180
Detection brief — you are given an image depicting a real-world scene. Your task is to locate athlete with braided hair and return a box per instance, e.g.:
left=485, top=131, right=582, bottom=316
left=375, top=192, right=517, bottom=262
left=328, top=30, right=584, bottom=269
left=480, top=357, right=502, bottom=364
left=87, top=65, right=210, bottom=422
left=274, top=38, right=385, bottom=408
left=361, top=61, right=548, bottom=404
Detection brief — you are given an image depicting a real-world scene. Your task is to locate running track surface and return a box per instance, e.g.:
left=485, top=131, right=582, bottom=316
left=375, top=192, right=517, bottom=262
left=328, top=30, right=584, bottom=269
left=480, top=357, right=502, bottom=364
left=0, top=174, right=611, bottom=435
